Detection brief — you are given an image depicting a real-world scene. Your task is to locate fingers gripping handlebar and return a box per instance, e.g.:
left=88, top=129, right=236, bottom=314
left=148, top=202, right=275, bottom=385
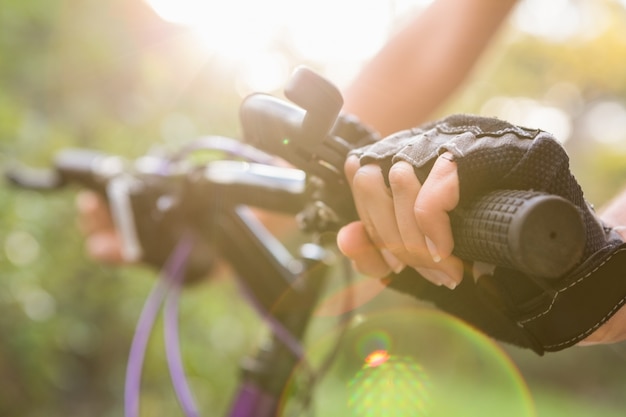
left=240, top=66, right=586, bottom=278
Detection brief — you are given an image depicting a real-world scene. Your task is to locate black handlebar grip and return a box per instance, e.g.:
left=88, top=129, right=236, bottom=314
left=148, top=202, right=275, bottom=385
left=451, top=189, right=585, bottom=278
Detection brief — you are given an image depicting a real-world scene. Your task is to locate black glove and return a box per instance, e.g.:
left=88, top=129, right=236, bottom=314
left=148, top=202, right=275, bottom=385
left=350, top=114, right=626, bottom=354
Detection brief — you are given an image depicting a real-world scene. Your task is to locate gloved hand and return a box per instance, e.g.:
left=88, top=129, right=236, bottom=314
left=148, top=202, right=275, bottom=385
left=348, top=114, right=626, bottom=354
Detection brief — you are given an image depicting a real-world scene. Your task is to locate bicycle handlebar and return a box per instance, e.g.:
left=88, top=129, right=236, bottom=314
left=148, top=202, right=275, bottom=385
left=240, top=67, right=586, bottom=278
left=6, top=67, right=586, bottom=280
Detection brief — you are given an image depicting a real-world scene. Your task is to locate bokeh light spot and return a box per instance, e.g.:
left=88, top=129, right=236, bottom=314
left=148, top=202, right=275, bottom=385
left=16, top=285, right=56, bottom=322
left=5, top=230, right=40, bottom=266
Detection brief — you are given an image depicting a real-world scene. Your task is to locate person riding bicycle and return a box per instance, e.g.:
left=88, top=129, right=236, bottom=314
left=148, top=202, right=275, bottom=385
left=77, top=0, right=626, bottom=352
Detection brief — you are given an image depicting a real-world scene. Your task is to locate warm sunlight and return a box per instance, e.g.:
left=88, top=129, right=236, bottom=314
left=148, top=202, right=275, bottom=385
left=147, top=0, right=285, bottom=59
left=144, top=0, right=427, bottom=91
left=143, top=0, right=614, bottom=93
left=145, top=0, right=424, bottom=59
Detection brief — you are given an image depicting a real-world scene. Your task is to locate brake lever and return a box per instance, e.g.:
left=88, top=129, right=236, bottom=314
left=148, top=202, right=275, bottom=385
left=240, top=67, right=362, bottom=234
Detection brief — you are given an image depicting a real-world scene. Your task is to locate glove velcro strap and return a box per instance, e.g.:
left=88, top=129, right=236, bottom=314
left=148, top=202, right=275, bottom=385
left=517, top=244, right=626, bottom=351
left=387, top=268, right=546, bottom=353
left=387, top=244, right=626, bottom=354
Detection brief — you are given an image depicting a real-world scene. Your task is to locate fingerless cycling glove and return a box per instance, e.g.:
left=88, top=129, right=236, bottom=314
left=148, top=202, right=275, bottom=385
left=350, top=114, right=626, bottom=354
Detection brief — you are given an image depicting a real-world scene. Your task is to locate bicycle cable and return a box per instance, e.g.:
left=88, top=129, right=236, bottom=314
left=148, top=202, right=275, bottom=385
left=124, top=137, right=355, bottom=417
left=124, top=231, right=198, bottom=417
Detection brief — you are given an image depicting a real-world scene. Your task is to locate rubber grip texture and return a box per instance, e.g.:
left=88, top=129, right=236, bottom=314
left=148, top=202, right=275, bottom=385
left=451, top=189, right=585, bottom=278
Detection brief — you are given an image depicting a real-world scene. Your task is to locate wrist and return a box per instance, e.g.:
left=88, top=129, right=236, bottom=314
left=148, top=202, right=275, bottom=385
left=579, top=304, right=626, bottom=346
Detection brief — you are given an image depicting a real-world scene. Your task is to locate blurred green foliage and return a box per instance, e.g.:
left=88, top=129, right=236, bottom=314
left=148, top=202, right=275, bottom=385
left=2, top=1, right=626, bottom=416
left=0, top=1, right=254, bottom=416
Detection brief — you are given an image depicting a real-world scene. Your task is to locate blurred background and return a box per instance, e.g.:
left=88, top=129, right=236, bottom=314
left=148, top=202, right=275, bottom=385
left=1, top=0, right=626, bottom=416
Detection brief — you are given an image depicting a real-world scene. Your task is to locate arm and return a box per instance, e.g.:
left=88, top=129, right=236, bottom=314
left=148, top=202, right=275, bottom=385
left=342, top=0, right=519, bottom=136
left=598, top=187, right=626, bottom=236
left=338, top=0, right=518, bottom=284
left=341, top=109, right=626, bottom=350
left=80, top=0, right=519, bottom=264
left=338, top=0, right=626, bottom=348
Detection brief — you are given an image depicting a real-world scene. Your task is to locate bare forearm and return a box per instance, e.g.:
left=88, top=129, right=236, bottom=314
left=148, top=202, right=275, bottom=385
left=599, top=186, right=626, bottom=238
left=342, top=0, right=518, bottom=136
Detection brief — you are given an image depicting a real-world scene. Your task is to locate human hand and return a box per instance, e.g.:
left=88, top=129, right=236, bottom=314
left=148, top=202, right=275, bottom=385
left=334, top=114, right=626, bottom=354
left=337, top=152, right=626, bottom=347
left=337, top=154, right=463, bottom=290
left=76, top=189, right=213, bottom=280
left=76, top=190, right=127, bottom=264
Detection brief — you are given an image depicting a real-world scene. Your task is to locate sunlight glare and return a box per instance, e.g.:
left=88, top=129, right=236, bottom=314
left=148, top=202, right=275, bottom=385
left=237, top=53, right=290, bottom=93
left=284, top=0, right=392, bottom=62
left=146, top=0, right=402, bottom=62
left=143, top=0, right=427, bottom=90
left=146, top=0, right=286, bottom=61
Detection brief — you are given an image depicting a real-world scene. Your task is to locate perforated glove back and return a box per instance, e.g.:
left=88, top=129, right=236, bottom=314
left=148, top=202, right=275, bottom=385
left=350, top=114, right=626, bottom=354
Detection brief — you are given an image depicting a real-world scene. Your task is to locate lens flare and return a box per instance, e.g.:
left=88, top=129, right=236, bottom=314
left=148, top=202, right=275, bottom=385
left=355, top=329, right=392, bottom=361
left=296, top=304, right=536, bottom=417
left=348, top=352, right=431, bottom=417
left=364, top=350, right=390, bottom=367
